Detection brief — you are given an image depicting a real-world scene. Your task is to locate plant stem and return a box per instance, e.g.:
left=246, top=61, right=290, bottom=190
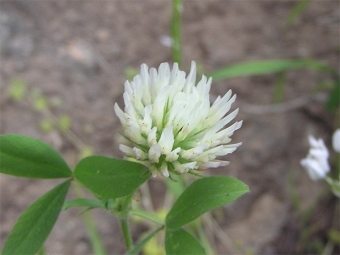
left=73, top=182, right=107, bottom=255
left=130, top=209, right=164, bottom=225
left=126, top=225, right=164, bottom=255
left=120, top=218, right=133, bottom=250
left=171, top=0, right=182, bottom=66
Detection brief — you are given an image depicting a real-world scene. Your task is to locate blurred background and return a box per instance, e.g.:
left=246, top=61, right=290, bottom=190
left=0, top=1, right=339, bottom=254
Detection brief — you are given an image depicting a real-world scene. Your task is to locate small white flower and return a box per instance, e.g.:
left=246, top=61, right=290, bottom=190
left=300, top=135, right=330, bottom=181
left=115, top=61, right=242, bottom=177
left=332, top=129, right=340, bottom=153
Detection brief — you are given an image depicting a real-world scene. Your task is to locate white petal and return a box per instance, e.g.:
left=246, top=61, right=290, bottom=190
left=151, top=86, right=171, bottom=129
left=149, top=144, right=161, bottom=163
left=196, top=75, right=211, bottom=99
left=160, top=162, right=169, bottom=177
left=173, top=162, right=197, bottom=174
left=183, top=61, right=196, bottom=93
left=139, top=105, right=153, bottom=135
left=133, top=147, right=148, bottom=160
left=308, top=135, right=319, bottom=148
left=332, top=129, right=340, bottom=152
left=301, top=136, right=330, bottom=181
left=181, top=144, right=207, bottom=160
left=198, top=160, right=230, bottom=169
left=147, top=127, right=158, bottom=146
left=165, top=147, right=181, bottom=162
left=140, top=64, right=152, bottom=105
left=158, top=126, right=174, bottom=154
left=114, top=103, right=127, bottom=126
left=119, top=144, right=134, bottom=157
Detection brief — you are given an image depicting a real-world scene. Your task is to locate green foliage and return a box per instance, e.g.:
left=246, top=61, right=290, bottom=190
left=130, top=209, right=164, bottom=225
left=74, top=156, right=151, bottom=199
left=0, top=134, right=72, bottom=178
left=209, top=59, right=333, bottom=82
left=328, top=229, right=340, bottom=244
left=72, top=183, right=108, bottom=255
left=2, top=180, right=71, bottom=255
left=8, top=78, right=26, bottom=101
left=325, top=78, right=340, bottom=112
left=82, top=210, right=108, bottom=255
left=287, top=0, right=312, bottom=26
left=325, top=177, right=340, bottom=198
left=272, top=71, right=286, bottom=104
left=166, top=176, right=249, bottom=230
left=63, top=198, right=105, bottom=210
left=165, top=228, right=206, bottom=255
left=127, top=226, right=164, bottom=255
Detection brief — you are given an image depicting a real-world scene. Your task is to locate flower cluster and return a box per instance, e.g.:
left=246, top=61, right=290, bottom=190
left=115, top=61, right=242, bottom=177
left=300, top=136, right=330, bottom=181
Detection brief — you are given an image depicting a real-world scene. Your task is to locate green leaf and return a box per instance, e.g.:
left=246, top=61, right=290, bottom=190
left=63, top=198, right=105, bottom=210
left=2, top=180, right=71, bottom=255
left=0, top=134, right=72, bottom=178
left=209, top=59, right=334, bottom=82
left=74, top=156, right=151, bottom=199
left=287, top=0, right=312, bottom=26
left=165, top=228, right=206, bottom=255
left=272, top=71, right=286, bottom=104
left=325, top=78, right=340, bottom=112
left=166, top=176, right=249, bottom=230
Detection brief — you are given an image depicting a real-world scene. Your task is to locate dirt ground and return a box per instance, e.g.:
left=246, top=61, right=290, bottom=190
left=0, top=1, right=339, bottom=254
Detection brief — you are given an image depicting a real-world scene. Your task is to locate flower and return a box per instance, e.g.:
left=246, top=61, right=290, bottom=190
left=300, top=135, right=330, bottom=181
left=114, top=61, right=242, bottom=177
left=332, top=128, right=340, bottom=153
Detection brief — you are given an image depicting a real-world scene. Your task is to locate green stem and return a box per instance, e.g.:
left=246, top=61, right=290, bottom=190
left=126, top=225, right=165, bottom=255
left=120, top=218, right=133, bottom=250
left=73, top=182, right=107, bottom=255
left=130, top=209, right=164, bottom=225
left=171, top=0, right=182, bottom=66
left=196, top=222, right=215, bottom=255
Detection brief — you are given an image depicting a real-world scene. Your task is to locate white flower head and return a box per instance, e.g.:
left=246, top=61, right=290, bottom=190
left=332, top=128, right=340, bottom=153
left=115, top=61, right=242, bottom=177
left=300, top=135, right=330, bottom=181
